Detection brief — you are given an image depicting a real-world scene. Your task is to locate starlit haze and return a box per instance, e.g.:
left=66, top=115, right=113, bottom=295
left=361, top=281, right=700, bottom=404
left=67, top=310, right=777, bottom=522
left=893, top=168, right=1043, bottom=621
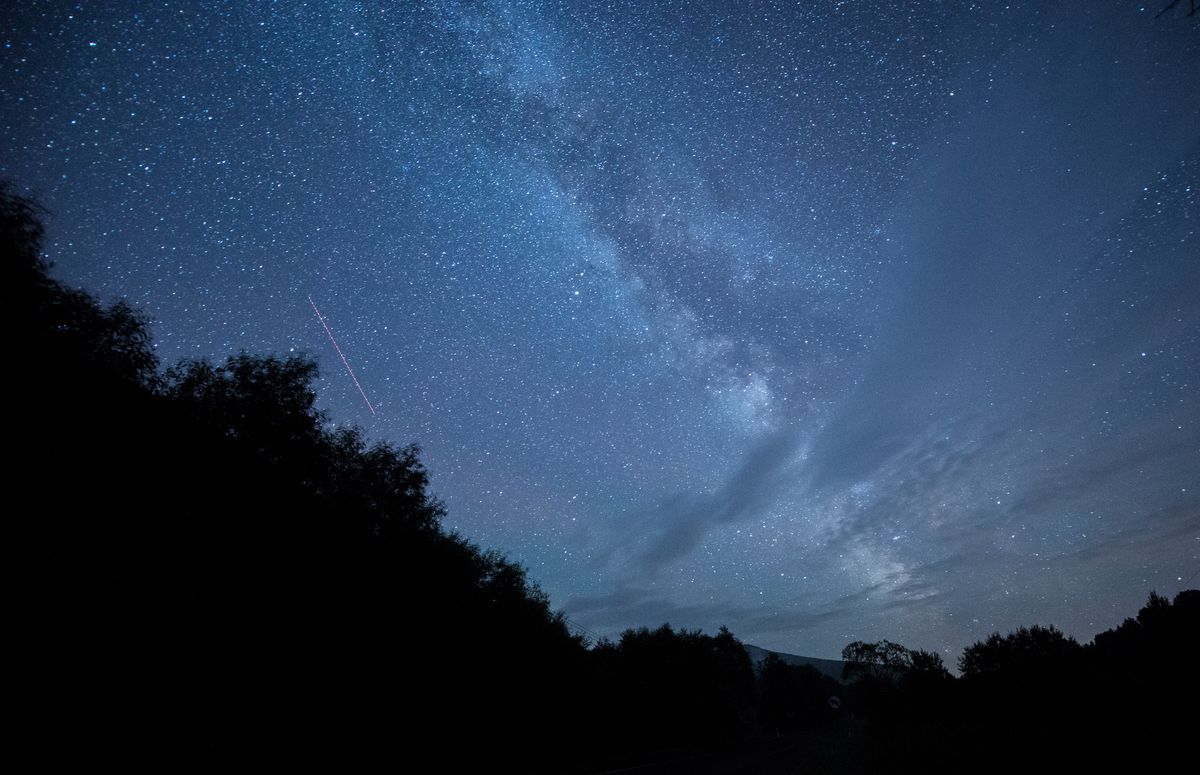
left=3, top=1, right=1197, bottom=660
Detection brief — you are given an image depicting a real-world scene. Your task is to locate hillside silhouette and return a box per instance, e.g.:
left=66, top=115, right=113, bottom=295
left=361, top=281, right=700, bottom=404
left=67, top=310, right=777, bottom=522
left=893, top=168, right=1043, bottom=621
left=6, top=181, right=591, bottom=771
left=6, top=182, right=1198, bottom=771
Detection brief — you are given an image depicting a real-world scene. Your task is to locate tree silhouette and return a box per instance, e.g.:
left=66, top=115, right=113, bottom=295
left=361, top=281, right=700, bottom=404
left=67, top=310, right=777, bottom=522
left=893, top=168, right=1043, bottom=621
left=589, top=623, right=758, bottom=760
left=8, top=179, right=1200, bottom=771
left=907, top=647, right=951, bottom=678
left=957, top=624, right=1080, bottom=678
left=841, top=639, right=949, bottom=683
left=4, top=182, right=158, bottom=389
left=4, top=181, right=591, bottom=771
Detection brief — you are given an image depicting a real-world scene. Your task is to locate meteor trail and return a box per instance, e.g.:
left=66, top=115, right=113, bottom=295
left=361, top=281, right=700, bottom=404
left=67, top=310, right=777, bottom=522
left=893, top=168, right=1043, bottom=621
left=308, top=294, right=376, bottom=416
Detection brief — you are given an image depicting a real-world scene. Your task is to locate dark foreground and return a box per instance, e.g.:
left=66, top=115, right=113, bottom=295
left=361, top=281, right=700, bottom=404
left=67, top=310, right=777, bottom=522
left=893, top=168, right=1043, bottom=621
left=6, top=184, right=1199, bottom=771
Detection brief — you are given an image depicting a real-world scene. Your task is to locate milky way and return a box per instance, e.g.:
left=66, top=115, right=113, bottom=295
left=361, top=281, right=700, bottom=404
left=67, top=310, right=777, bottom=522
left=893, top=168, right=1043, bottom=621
left=3, top=1, right=1197, bottom=659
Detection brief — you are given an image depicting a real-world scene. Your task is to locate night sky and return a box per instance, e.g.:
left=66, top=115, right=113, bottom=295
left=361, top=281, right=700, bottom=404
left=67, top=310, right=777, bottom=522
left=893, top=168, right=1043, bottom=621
left=3, top=1, right=1197, bottom=661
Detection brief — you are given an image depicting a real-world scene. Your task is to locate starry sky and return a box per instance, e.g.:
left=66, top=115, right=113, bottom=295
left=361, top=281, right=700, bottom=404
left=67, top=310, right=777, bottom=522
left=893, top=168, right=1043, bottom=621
left=3, top=1, right=1198, bottom=661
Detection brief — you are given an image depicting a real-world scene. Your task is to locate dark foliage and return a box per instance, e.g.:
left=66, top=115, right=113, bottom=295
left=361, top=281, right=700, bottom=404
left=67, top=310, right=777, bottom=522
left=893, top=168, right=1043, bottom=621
left=758, top=653, right=842, bottom=734
left=587, top=624, right=758, bottom=764
left=854, top=592, right=1200, bottom=773
left=7, top=184, right=1199, bottom=771
left=6, top=184, right=821, bottom=772
left=6, top=183, right=588, bottom=771
left=841, top=638, right=949, bottom=683
left=958, top=623, right=1080, bottom=677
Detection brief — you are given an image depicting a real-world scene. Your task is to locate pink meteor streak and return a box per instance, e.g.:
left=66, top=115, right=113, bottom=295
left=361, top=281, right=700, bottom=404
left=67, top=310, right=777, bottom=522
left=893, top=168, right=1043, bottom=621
left=308, top=294, right=377, bottom=416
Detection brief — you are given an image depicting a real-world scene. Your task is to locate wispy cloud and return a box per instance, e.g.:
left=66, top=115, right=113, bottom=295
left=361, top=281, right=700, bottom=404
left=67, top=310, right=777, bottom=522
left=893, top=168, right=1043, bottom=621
left=634, top=427, right=806, bottom=571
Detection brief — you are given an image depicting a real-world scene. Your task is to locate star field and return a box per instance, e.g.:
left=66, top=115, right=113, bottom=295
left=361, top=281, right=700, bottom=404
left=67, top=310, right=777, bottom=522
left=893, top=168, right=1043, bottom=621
left=3, top=1, right=1197, bottom=660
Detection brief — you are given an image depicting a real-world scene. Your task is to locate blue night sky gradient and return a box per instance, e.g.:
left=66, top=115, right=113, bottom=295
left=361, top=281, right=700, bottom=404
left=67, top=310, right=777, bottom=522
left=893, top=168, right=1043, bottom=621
left=3, top=1, right=1198, bottom=660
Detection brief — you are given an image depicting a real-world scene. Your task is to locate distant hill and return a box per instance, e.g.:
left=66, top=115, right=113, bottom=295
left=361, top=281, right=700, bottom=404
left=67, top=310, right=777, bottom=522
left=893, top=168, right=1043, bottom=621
left=743, top=644, right=847, bottom=681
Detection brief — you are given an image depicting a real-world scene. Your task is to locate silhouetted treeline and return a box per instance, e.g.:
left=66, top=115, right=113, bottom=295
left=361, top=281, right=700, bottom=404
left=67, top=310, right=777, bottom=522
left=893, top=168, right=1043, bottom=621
left=591, top=626, right=757, bottom=756
left=5, top=182, right=590, bottom=771
left=3, top=183, right=785, bottom=771
left=837, top=591, right=1200, bottom=772
left=7, top=183, right=1199, bottom=771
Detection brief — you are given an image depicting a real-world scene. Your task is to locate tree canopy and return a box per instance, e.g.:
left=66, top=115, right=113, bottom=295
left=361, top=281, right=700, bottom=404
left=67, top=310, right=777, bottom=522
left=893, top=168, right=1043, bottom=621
left=841, top=639, right=950, bottom=683
left=958, top=624, right=1080, bottom=678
